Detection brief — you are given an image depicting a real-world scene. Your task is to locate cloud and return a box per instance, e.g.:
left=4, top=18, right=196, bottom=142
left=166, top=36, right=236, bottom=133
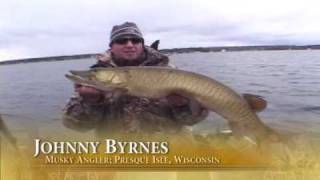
left=1, top=0, right=320, bottom=61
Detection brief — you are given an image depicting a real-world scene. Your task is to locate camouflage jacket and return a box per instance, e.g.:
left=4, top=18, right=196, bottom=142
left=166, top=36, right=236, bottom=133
left=63, top=47, right=208, bottom=136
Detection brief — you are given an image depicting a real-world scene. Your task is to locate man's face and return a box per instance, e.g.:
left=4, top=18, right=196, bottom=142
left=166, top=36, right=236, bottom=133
left=111, top=37, right=144, bottom=61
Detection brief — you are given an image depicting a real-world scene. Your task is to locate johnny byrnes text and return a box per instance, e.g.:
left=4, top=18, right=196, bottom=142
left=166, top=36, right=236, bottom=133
left=33, top=139, right=169, bottom=157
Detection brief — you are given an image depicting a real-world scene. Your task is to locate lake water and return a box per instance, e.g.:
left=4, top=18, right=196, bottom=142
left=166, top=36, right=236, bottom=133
left=0, top=50, right=319, bottom=135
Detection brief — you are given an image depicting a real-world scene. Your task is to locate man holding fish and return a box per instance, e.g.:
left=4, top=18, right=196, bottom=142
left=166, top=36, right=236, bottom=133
left=63, top=22, right=267, bottom=137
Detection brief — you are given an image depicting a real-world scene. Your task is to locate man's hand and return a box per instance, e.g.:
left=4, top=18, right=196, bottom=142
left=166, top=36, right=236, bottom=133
left=166, top=93, right=207, bottom=117
left=75, top=84, right=127, bottom=104
left=166, top=93, right=189, bottom=107
left=75, top=84, right=105, bottom=104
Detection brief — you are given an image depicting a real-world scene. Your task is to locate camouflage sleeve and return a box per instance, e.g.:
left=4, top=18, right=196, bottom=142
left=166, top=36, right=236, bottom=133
left=62, top=94, right=108, bottom=132
left=170, top=104, right=209, bottom=126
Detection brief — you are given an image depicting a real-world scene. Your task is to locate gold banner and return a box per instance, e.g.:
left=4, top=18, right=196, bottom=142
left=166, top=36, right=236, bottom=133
left=1, top=129, right=320, bottom=180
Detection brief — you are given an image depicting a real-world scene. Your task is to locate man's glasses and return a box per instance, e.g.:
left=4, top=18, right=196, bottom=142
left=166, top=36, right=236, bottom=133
left=114, top=38, right=142, bottom=45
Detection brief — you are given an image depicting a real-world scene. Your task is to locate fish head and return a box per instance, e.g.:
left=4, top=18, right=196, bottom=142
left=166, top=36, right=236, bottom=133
left=69, top=68, right=129, bottom=89
left=92, top=68, right=129, bottom=88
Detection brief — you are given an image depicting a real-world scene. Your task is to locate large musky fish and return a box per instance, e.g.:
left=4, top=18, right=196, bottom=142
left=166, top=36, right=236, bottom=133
left=66, top=67, right=282, bottom=142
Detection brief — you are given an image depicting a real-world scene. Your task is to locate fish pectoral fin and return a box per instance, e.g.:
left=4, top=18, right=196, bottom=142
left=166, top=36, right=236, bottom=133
left=105, top=88, right=128, bottom=102
left=69, top=70, right=91, bottom=78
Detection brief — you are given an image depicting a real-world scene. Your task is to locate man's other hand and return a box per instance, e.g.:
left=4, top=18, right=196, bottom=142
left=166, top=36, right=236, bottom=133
left=166, top=93, right=189, bottom=107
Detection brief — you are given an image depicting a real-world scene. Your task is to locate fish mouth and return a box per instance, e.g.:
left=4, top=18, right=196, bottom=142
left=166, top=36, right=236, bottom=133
left=69, top=70, right=92, bottom=79
left=65, top=72, right=121, bottom=92
left=67, top=70, right=97, bottom=87
left=65, top=74, right=97, bottom=88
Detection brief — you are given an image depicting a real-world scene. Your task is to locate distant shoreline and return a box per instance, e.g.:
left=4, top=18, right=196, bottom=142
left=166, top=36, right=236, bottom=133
left=1, top=45, right=320, bottom=66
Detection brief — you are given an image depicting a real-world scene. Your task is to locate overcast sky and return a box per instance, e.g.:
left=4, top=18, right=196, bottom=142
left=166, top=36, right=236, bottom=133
left=1, top=0, right=320, bottom=61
